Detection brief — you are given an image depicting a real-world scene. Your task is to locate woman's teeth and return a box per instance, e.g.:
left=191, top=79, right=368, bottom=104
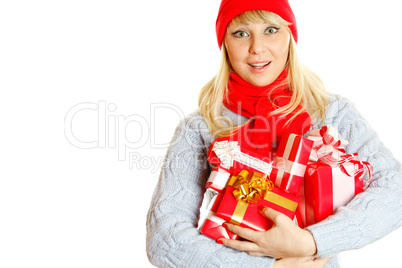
left=250, top=62, right=270, bottom=68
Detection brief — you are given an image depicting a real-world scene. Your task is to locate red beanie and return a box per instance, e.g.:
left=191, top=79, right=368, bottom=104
left=216, top=0, right=297, bottom=48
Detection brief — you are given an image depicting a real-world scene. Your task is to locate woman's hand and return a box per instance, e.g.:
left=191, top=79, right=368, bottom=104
left=273, top=257, right=332, bottom=268
left=217, top=207, right=317, bottom=259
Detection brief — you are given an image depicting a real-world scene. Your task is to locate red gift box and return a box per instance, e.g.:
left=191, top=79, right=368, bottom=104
left=207, top=139, right=273, bottom=175
left=200, top=190, right=238, bottom=240
left=216, top=171, right=300, bottom=231
left=201, top=136, right=273, bottom=240
left=270, top=133, right=313, bottom=194
left=201, top=213, right=239, bottom=240
left=299, top=126, right=373, bottom=227
left=205, top=166, right=231, bottom=192
left=303, top=156, right=372, bottom=226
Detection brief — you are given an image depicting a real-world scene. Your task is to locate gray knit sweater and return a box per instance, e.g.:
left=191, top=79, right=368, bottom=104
left=146, top=94, right=402, bottom=267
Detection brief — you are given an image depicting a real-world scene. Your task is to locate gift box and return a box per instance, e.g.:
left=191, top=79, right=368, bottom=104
left=270, top=133, right=314, bottom=194
left=200, top=137, right=273, bottom=240
left=207, top=139, right=273, bottom=175
left=216, top=170, right=300, bottom=231
left=302, top=126, right=373, bottom=226
left=201, top=213, right=238, bottom=240
left=304, top=159, right=371, bottom=226
left=199, top=189, right=238, bottom=240
left=205, top=166, right=231, bottom=192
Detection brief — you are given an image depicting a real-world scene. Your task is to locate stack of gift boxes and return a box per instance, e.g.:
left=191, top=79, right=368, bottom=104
left=198, top=126, right=372, bottom=241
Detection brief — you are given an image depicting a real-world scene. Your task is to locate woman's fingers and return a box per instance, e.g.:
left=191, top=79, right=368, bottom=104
left=222, top=222, right=262, bottom=243
left=274, top=257, right=332, bottom=268
left=217, top=207, right=317, bottom=259
left=218, top=223, right=276, bottom=257
left=259, top=206, right=282, bottom=222
left=217, top=237, right=260, bottom=253
left=247, top=251, right=266, bottom=257
left=314, top=257, right=332, bottom=267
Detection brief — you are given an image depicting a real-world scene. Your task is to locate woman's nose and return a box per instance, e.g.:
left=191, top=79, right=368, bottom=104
left=249, top=35, right=266, bottom=54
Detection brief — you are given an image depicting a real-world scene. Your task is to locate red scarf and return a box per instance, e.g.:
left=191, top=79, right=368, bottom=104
left=223, top=68, right=311, bottom=159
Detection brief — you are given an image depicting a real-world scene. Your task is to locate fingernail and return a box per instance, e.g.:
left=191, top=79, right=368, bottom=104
left=222, top=223, right=227, bottom=229
left=216, top=239, right=224, bottom=244
left=258, top=205, right=265, bottom=212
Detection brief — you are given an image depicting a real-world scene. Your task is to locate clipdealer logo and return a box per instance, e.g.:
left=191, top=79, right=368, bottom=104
left=64, top=101, right=185, bottom=172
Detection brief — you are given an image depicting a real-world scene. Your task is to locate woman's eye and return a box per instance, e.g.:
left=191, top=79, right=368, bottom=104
left=265, top=27, right=279, bottom=34
left=233, top=31, right=249, bottom=38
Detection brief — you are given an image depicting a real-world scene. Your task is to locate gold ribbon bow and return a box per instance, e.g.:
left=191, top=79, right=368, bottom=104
left=231, top=171, right=273, bottom=203
left=228, top=170, right=298, bottom=226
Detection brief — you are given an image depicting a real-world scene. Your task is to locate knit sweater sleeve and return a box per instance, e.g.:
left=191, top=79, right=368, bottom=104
left=306, top=95, right=402, bottom=258
left=146, top=111, right=275, bottom=268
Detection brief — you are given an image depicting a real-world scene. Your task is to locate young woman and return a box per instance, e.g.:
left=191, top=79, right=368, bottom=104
left=146, top=0, right=402, bottom=267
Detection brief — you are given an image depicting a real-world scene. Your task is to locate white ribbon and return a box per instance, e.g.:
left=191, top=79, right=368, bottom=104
left=273, top=134, right=307, bottom=188
left=206, top=168, right=230, bottom=191
left=308, top=126, right=349, bottom=163
left=212, top=141, right=241, bottom=170
left=197, top=188, right=219, bottom=230
left=331, top=162, right=357, bottom=213
left=274, top=156, right=307, bottom=180
left=212, top=141, right=272, bottom=174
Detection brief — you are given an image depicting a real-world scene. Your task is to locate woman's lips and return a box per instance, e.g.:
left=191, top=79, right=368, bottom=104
left=248, top=61, right=271, bottom=72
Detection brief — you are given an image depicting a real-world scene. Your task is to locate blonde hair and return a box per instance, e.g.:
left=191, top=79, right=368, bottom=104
left=198, top=10, right=328, bottom=137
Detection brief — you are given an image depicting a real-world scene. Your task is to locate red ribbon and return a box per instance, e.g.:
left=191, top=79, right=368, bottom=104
left=309, top=127, right=373, bottom=189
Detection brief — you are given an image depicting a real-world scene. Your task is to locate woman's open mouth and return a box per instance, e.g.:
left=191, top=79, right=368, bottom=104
left=248, top=61, right=271, bottom=73
left=249, top=62, right=270, bottom=69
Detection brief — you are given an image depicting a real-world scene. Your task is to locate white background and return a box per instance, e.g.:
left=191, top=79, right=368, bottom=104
left=1, top=0, right=401, bottom=267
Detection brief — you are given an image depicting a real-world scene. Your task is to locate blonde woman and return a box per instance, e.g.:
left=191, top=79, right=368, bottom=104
left=146, top=0, right=402, bottom=267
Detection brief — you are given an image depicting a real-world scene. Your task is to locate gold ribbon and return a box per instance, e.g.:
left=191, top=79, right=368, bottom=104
left=232, top=171, right=272, bottom=203
left=230, top=200, right=248, bottom=225
left=228, top=170, right=249, bottom=187
left=264, top=191, right=298, bottom=212
left=229, top=170, right=298, bottom=225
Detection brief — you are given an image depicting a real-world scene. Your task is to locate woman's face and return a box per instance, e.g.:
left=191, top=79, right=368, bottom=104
left=224, top=21, right=290, bottom=87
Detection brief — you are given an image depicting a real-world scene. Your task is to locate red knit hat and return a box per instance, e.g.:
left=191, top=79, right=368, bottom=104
left=216, top=0, right=297, bottom=48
